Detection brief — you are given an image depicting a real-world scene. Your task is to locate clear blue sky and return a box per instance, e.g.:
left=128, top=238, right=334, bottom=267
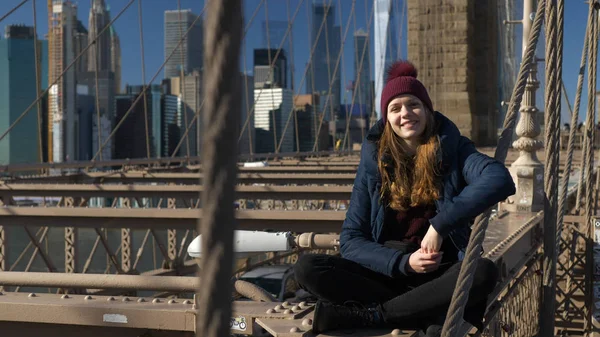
left=0, top=0, right=592, bottom=124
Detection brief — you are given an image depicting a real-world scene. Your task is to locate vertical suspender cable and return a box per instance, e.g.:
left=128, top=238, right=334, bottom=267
left=177, top=0, right=191, bottom=159
left=32, top=0, right=43, bottom=165
left=138, top=0, right=151, bottom=159
left=195, top=1, right=242, bottom=337
left=539, top=0, right=561, bottom=334
left=440, top=1, right=547, bottom=335
left=583, top=5, right=599, bottom=333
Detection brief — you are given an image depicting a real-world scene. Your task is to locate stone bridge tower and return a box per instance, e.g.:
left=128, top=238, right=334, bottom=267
left=407, top=0, right=499, bottom=146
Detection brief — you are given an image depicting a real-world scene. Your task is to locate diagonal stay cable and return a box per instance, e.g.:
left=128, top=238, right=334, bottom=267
left=556, top=0, right=594, bottom=264
left=237, top=0, right=308, bottom=144
left=441, top=0, right=547, bottom=335
left=272, top=0, right=337, bottom=153
left=341, top=0, right=375, bottom=150
left=177, top=0, right=191, bottom=158
left=169, top=0, right=269, bottom=158
left=32, top=0, right=43, bottom=164
left=0, top=0, right=136, bottom=145
left=0, top=0, right=29, bottom=24
left=93, top=10, right=104, bottom=161
left=310, top=0, right=356, bottom=152
left=139, top=0, right=151, bottom=159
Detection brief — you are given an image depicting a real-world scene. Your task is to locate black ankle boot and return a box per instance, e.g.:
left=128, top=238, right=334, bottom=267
left=425, top=324, right=442, bottom=337
left=312, top=300, right=383, bottom=334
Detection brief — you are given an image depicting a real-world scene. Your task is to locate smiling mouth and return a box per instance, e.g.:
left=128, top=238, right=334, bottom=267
left=401, top=121, right=418, bottom=127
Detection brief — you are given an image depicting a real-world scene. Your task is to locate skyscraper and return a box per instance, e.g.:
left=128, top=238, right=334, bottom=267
left=88, top=0, right=111, bottom=72
left=353, top=29, right=371, bottom=117
left=84, top=0, right=116, bottom=159
left=306, top=3, right=340, bottom=120
left=254, top=88, right=294, bottom=153
left=254, top=49, right=287, bottom=89
left=164, top=10, right=203, bottom=79
left=374, top=0, right=400, bottom=119
left=110, top=26, right=122, bottom=94
left=0, top=25, right=43, bottom=165
left=165, top=71, right=201, bottom=157
left=76, top=84, right=95, bottom=160
left=262, top=20, right=288, bottom=50
left=78, top=71, right=115, bottom=158
left=116, top=85, right=179, bottom=158
left=48, top=0, right=78, bottom=163
left=73, top=20, right=88, bottom=74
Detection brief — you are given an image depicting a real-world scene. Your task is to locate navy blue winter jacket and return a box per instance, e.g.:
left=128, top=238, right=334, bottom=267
left=339, top=112, right=516, bottom=278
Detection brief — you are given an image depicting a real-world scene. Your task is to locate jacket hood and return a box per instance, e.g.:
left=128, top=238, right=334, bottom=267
left=365, top=111, right=462, bottom=167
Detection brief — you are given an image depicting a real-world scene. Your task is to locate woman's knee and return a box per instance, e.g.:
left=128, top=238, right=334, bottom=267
left=293, top=254, right=332, bottom=289
left=473, top=258, right=498, bottom=294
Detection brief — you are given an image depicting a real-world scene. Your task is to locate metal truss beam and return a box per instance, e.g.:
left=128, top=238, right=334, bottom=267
left=0, top=292, right=196, bottom=332
left=0, top=208, right=346, bottom=232
left=0, top=183, right=353, bottom=200
left=0, top=150, right=359, bottom=173
left=0, top=272, right=198, bottom=292
left=10, top=172, right=358, bottom=185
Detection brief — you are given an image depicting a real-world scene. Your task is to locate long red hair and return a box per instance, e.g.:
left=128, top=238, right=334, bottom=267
left=377, top=109, right=440, bottom=211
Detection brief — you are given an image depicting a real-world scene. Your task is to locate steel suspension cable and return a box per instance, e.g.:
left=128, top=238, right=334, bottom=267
left=576, top=130, right=588, bottom=212
left=556, top=5, right=596, bottom=318
left=561, top=81, right=574, bottom=116
left=322, top=0, right=335, bottom=150
left=264, top=0, right=280, bottom=154
left=364, top=0, right=375, bottom=131
left=31, top=0, right=43, bottom=164
left=238, top=0, right=320, bottom=149
left=274, top=0, right=338, bottom=154
left=540, top=0, right=562, bottom=334
left=0, top=0, right=136, bottom=145
left=0, top=0, right=29, bottom=24
left=285, top=0, right=300, bottom=153
left=242, top=36, right=253, bottom=156
left=307, top=1, right=319, bottom=151
left=334, top=0, right=356, bottom=151
left=287, top=0, right=295, bottom=93
left=584, top=8, right=599, bottom=234
left=139, top=0, right=151, bottom=159
left=236, top=0, right=304, bottom=146
left=440, top=1, right=547, bottom=335
left=195, top=0, right=242, bottom=336
left=177, top=0, right=191, bottom=158
left=93, top=13, right=103, bottom=161
left=169, top=0, right=269, bottom=159
left=350, top=0, right=361, bottom=148
left=556, top=0, right=594, bottom=265
left=583, top=7, right=599, bottom=333
left=341, top=1, right=375, bottom=150
left=310, top=0, right=356, bottom=152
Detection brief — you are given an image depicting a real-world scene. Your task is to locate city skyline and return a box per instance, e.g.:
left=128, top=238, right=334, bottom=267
left=0, top=0, right=379, bottom=104
left=0, top=0, right=593, bottom=126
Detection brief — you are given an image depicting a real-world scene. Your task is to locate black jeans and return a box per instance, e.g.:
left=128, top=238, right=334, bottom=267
left=294, top=254, right=498, bottom=330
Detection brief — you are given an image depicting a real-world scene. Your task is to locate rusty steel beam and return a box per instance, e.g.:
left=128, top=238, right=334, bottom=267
left=0, top=183, right=353, bottom=200
left=0, top=207, right=346, bottom=232
left=0, top=272, right=199, bottom=292
left=0, top=292, right=196, bottom=332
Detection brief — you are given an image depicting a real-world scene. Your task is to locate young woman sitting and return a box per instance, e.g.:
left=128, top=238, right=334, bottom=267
left=294, top=60, right=516, bottom=336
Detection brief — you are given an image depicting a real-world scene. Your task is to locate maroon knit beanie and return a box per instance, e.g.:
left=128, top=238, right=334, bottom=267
left=381, top=60, right=433, bottom=125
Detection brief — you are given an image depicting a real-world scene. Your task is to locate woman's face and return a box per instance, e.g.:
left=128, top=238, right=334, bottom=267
left=386, top=94, right=428, bottom=144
